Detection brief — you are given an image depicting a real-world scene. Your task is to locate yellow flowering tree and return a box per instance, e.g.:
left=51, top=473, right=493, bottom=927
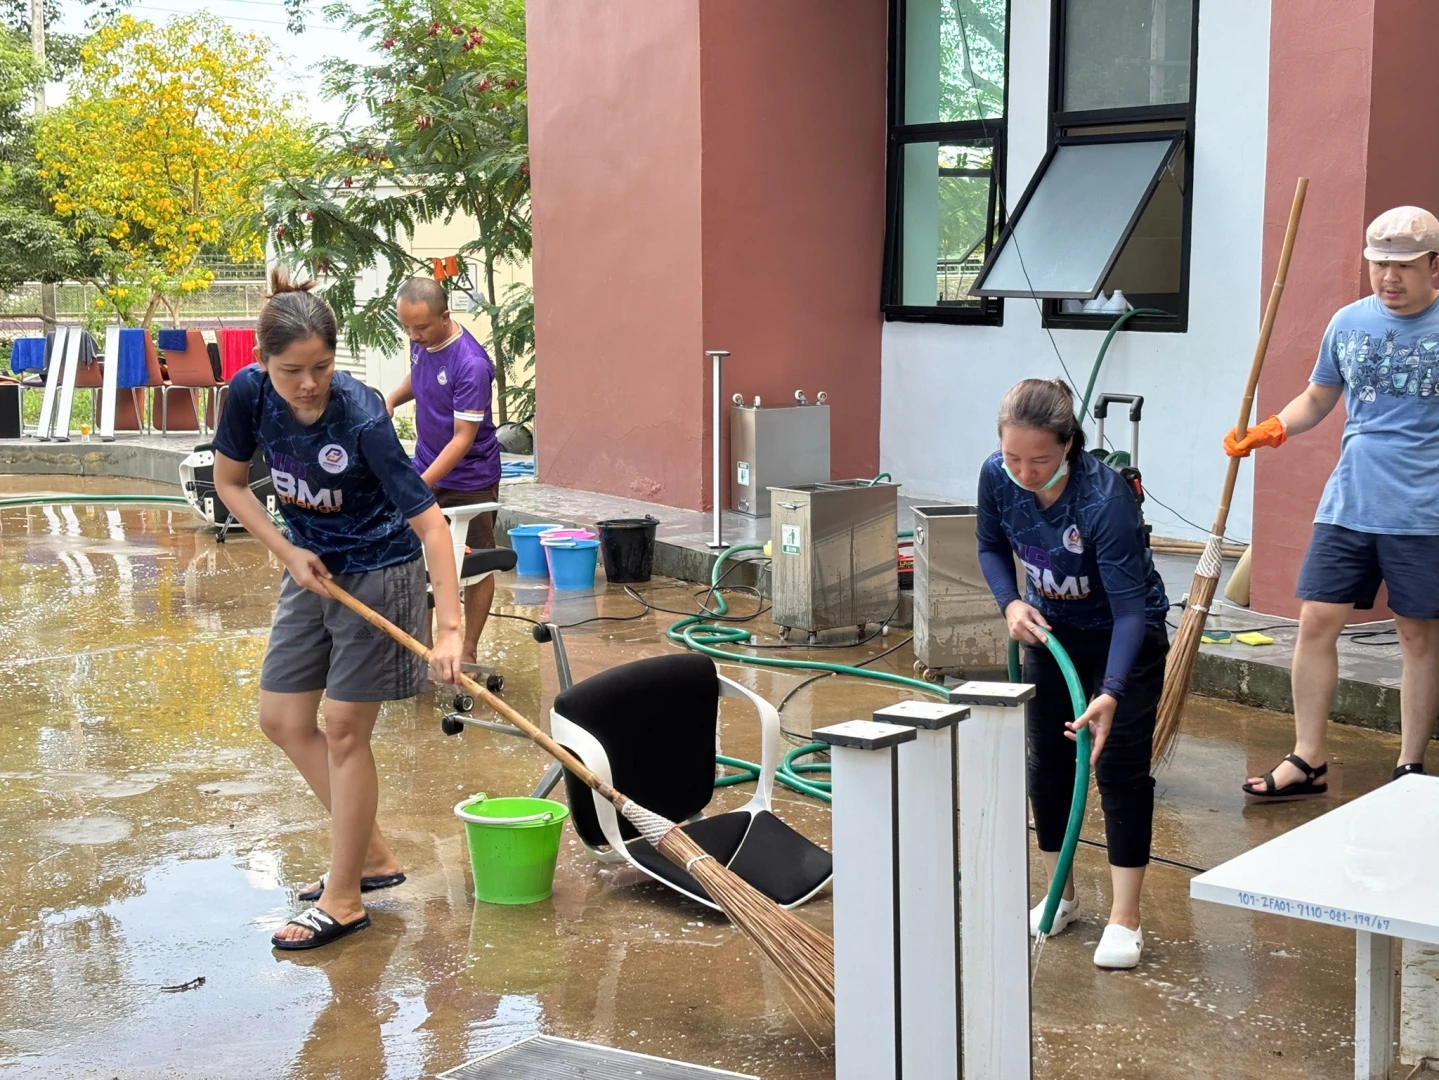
left=35, top=14, right=316, bottom=325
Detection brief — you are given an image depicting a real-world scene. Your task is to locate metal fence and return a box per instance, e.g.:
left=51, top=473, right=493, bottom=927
left=0, top=279, right=268, bottom=323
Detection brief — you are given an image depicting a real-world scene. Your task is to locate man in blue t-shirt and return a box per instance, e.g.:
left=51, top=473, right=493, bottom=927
left=1228, top=205, right=1439, bottom=799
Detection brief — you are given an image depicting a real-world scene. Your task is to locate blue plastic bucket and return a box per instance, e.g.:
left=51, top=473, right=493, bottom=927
left=507, top=523, right=561, bottom=576
left=546, top=539, right=600, bottom=590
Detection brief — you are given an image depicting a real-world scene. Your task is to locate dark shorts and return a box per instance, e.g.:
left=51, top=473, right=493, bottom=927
left=260, top=557, right=427, bottom=702
left=1296, top=523, right=1439, bottom=619
left=433, top=484, right=499, bottom=551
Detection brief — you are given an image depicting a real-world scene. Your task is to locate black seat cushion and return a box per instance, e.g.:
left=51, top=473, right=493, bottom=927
left=554, top=652, right=719, bottom=849
left=461, top=548, right=517, bottom=577
left=725, top=810, right=833, bottom=906
left=425, top=547, right=518, bottom=586
left=624, top=810, right=753, bottom=904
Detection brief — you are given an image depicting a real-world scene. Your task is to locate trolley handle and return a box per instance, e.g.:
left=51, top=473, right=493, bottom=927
left=1091, top=394, right=1145, bottom=468
left=1091, top=393, right=1144, bottom=422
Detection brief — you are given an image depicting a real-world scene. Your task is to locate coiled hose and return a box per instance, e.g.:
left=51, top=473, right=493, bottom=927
left=670, top=544, right=1089, bottom=934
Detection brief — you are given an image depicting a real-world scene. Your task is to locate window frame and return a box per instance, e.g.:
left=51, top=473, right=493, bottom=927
left=881, top=0, right=1011, bottom=326
left=1041, top=0, right=1202, bottom=334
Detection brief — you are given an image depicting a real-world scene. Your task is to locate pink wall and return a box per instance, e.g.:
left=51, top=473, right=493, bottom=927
left=698, top=0, right=887, bottom=508
left=1253, top=0, right=1439, bottom=616
left=527, top=3, right=706, bottom=505
left=527, top=0, right=888, bottom=510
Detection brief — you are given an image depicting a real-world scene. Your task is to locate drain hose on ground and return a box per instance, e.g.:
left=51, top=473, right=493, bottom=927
left=670, top=543, right=1089, bottom=937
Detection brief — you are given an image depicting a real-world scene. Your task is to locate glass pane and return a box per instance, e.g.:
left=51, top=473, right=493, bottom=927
left=899, top=141, right=995, bottom=306
left=1100, top=140, right=1185, bottom=312
left=1063, top=0, right=1193, bottom=113
left=904, top=0, right=1007, bottom=124
left=973, top=137, right=1178, bottom=298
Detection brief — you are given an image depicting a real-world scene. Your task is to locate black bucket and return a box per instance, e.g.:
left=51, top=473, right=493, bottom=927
left=596, top=516, right=659, bottom=583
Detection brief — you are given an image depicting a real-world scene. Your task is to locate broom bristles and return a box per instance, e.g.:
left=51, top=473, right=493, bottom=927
left=1153, top=571, right=1220, bottom=765
left=659, top=827, right=836, bottom=1028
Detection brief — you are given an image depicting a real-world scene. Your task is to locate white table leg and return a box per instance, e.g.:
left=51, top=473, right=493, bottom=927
left=951, top=681, right=1036, bottom=1080
left=813, top=719, right=916, bottom=1080
left=1356, top=930, right=1395, bottom=1080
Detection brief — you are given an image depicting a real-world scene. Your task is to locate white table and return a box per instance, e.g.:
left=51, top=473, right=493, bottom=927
left=1191, top=775, right=1439, bottom=1079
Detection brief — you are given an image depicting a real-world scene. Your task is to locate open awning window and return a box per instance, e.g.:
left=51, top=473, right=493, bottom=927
left=971, top=135, right=1182, bottom=299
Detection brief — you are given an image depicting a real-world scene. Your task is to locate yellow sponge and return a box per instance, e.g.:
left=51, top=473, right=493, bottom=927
left=1235, top=631, right=1274, bottom=646
left=1200, top=631, right=1232, bottom=645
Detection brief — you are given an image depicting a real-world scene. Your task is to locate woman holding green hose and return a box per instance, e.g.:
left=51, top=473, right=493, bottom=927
left=976, top=379, right=1170, bottom=970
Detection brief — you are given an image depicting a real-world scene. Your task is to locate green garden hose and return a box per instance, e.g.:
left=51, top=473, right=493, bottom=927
left=666, top=543, right=945, bottom=698
left=0, top=494, right=191, bottom=509
left=1009, top=636, right=1091, bottom=937
left=674, top=544, right=1090, bottom=935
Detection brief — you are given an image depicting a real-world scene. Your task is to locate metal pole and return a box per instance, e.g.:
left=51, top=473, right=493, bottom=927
left=704, top=350, right=729, bottom=549
left=30, top=0, right=56, bottom=331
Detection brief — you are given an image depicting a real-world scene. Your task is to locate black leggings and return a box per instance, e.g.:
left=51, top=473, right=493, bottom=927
left=1022, top=623, right=1169, bottom=869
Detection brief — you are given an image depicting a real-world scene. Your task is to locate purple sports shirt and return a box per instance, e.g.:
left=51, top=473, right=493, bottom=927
left=409, top=326, right=501, bottom=490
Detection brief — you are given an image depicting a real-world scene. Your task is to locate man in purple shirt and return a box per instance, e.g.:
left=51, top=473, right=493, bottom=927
left=387, top=277, right=502, bottom=663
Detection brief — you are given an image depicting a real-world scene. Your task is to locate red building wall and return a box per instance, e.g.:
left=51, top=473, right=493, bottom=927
left=526, top=3, right=707, bottom=505
left=698, top=0, right=887, bottom=492
left=527, top=0, right=887, bottom=510
left=1252, top=0, right=1439, bottom=617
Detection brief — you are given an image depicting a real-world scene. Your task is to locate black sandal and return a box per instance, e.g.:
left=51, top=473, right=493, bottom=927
left=1242, top=753, right=1329, bottom=801
left=271, top=907, right=371, bottom=951
left=1393, top=762, right=1426, bottom=782
left=296, top=872, right=406, bottom=904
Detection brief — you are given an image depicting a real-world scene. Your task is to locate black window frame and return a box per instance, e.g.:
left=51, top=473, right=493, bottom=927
left=881, top=0, right=1011, bottom=326
left=1040, top=0, right=1201, bottom=334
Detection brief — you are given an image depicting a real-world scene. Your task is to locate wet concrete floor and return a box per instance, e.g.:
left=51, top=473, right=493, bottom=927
left=1, top=476, right=1433, bottom=1079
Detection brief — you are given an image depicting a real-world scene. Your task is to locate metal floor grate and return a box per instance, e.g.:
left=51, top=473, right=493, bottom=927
left=437, top=1035, right=759, bottom=1079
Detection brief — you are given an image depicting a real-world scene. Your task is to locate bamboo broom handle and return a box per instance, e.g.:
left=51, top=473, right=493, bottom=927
left=1211, top=176, right=1309, bottom=540
left=320, top=579, right=621, bottom=804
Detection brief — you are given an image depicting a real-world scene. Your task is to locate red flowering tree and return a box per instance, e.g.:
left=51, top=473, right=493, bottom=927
left=267, top=0, right=532, bottom=421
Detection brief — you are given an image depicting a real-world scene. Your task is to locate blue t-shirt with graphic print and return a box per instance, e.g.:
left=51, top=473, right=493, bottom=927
left=212, top=365, right=436, bottom=575
left=975, top=449, right=1168, bottom=631
left=1310, top=293, right=1439, bottom=535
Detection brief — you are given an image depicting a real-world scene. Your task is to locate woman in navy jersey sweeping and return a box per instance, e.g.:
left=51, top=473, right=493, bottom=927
left=975, top=379, right=1170, bottom=969
left=213, top=270, right=464, bottom=951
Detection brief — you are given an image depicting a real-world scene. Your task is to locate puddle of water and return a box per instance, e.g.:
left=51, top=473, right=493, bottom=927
left=39, top=815, right=133, bottom=845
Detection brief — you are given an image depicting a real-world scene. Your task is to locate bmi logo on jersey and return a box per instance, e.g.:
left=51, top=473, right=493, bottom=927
left=318, top=444, right=350, bottom=475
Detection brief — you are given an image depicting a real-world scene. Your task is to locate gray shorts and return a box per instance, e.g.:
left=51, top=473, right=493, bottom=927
left=260, top=557, right=428, bottom=702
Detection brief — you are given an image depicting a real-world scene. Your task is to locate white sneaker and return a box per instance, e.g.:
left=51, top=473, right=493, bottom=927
left=1029, top=894, right=1078, bottom=938
left=1093, top=923, right=1144, bottom=969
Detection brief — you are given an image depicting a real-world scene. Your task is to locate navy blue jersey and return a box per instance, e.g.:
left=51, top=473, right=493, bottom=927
left=213, top=365, right=436, bottom=574
left=975, top=450, right=1168, bottom=631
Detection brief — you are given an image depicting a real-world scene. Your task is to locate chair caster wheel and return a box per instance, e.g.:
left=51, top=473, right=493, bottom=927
left=486, top=673, right=504, bottom=693
left=440, top=715, right=465, bottom=737
left=532, top=623, right=552, bottom=643
left=453, top=692, right=474, bottom=713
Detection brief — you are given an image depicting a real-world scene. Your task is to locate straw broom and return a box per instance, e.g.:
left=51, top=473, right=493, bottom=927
left=1152, top=176, right=1309, bottom=766
left=320, top=579, right=836, bottom=1027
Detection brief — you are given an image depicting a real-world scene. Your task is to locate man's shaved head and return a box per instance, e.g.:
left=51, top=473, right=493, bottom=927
left=397, top=276, right=449, bottom=315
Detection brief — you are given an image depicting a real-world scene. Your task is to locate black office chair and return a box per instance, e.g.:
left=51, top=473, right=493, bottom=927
left=546, top=644, right=832, bottom=911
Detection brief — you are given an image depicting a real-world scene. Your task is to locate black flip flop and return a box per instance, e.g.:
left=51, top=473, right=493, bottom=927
left=271, top=907, right=371, bottom=951
left=296, top=872, right=406, bottom=903
left=1243, top=753, right=1329, bottom=801
left=1393, top=762, right=1426, bottom=782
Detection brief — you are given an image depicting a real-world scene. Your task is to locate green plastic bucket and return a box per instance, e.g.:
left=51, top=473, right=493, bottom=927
left=454, top=793, right=570, bottom=905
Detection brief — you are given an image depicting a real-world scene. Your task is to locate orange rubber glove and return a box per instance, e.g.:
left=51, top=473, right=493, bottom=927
left=1223, top=415, right=1287, bottom=457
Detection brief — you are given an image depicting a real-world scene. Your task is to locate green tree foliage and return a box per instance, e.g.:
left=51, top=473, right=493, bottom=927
left=266, top=0, right=532, bottom=422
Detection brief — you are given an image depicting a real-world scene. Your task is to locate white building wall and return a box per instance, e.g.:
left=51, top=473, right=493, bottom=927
left=880, top=0, right=1271, bottom=542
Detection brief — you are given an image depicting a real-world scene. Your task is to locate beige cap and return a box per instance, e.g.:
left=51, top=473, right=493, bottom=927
left=1364, top=206, right=1439, bottom=262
